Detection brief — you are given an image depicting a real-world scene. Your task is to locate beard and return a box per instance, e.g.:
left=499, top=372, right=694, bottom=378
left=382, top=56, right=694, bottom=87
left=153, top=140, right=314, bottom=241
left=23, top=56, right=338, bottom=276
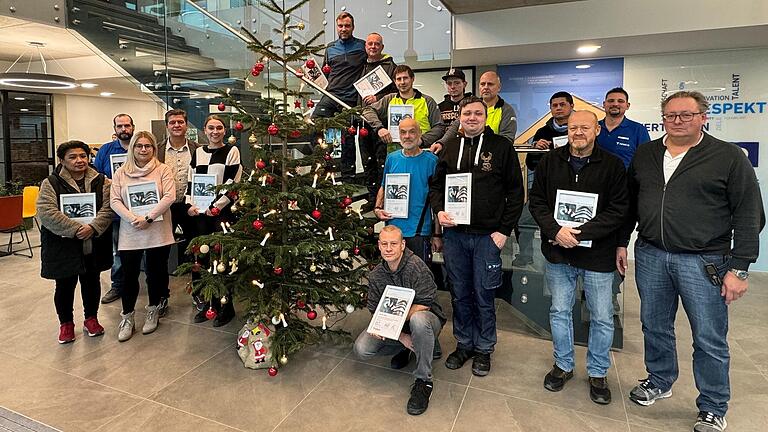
left=117, top=131, right=133, bottom=141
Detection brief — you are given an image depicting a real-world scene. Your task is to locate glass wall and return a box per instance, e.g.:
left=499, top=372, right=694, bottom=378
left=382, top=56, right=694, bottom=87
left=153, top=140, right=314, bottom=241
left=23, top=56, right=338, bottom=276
left=1, top=91, right=53, bottom=185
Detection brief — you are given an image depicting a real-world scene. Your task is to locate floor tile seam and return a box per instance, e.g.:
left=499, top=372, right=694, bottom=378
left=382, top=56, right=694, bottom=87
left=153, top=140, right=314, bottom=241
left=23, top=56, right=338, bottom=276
left=341, top=356, right=472, bottom=386
left=134, top=399, right=250, bottom=432
left=448, top=375, right=471, bottom=432
left=627, top=422, right=666, bottom=432
left=610, top=350, right=633, bottom=430
left=571, top=410, right=626, bottom=431
left=146, top=343, right=233, bottom=400
left=92, top=399, right=147, bottom=432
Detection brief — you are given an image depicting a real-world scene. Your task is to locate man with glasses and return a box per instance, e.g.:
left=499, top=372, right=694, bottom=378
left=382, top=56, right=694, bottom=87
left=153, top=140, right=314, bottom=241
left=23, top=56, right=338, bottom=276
left=618, top=91, right=764, bottom=432
left=596, top=87, right=650, bottom=169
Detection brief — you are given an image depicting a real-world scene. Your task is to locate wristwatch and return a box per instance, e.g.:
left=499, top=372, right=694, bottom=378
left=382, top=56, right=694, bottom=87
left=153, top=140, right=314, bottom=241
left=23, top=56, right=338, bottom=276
left=729, top=269, right=748, bottom=280
left=144, top=215, right=154, bottom=224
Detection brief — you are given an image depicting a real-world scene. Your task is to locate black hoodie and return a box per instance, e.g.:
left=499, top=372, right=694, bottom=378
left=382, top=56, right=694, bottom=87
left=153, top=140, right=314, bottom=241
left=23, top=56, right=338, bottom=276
left=438, top=92, right=473, bottom=125
left=527, top=117, right=569, bottom=171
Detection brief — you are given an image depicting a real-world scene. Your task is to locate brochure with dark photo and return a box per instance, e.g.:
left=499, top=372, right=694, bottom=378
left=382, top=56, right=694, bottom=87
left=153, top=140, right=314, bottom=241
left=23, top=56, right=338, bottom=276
left=110, top=153, right=127, bottom=177
left=354, top=65, right=392, bottom=98
left=387, top=104, right=414, bottom=142
left=445, top=173, right=472, bottom=225
left=60, top=193, right=96, bottom=224
left=366, top=285, right=416, bottom=340
left=126, top=181, right=163, bottom=221
left=192, top=174, right=217, bottom=209
left=554, top=189, right=599, bottom=247
left=384, top=173, right=410, bottom=219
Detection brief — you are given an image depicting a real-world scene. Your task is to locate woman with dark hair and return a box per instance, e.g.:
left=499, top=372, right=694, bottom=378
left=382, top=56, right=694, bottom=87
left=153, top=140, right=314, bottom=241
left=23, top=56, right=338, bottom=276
left=186, top=114, right=243, bottom=326
left=110, top=131, right=176, bottom=342
left=37, top=140, right=114, bottom=343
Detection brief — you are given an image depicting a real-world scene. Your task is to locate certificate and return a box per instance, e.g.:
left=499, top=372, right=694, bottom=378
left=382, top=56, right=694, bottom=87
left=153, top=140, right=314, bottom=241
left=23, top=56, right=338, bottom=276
left=126, top=181, right=163, bottom=221
left=384, top=173, right=410, bottom=219
left=444, top=173, right=472, bottom=225
left=366, top=285, right=416, bottom=340
left=302, top=58, right=328, bottom=89
left=552, top=135, right=569, bottom=148
left=110, top=153, right=127, bottom=177
left=60, top=193, right=96, bottom=224
left=387, top=104, right=414, bottom=142
left=191, top=174, right=217, bottom=209
left=354, top=65, right=392, bottom=98
left=554, top=189, right=598, bottom=247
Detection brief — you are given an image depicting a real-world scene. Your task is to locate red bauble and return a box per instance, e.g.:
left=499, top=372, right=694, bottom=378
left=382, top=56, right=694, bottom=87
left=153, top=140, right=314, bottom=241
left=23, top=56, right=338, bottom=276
left=307, top=310, right=317, bottom=320
left=210, top=207, right=221, bottom=216
left=254, top=62, right=265, bottom=72
left=296, top=299, right=306, bottom=309
left=191, top=245, right=200, bottom=254
left=295, top=67, right=304, bottom=77
left=311, top=209, right=322, bottom=220
left=294, top=100, right=301, bottom=108
left=235, top=121, right=244, bottom=131
left=289, top=130, right=301, bottom=138
left=268, top=367, right=278, bottom=377
left=267, top=123, right=279, bottom=136
left=205, top=308, right=217, bottom=320
left=273, top=266, right=283, bottom=275
left=322, top=64, right=331, bottom=74
left=256, top=159, right=266, bottom=169
left=250, top=69, right=261, bottom=77
left=323, top=153, right=332, bottom=161
left=305, top=59, right=316, bottom=69
left=192, top=262, right=201, bottom=272
left=306, top=99, right=315, bottom=108
left=342, top=196, right=353, bottom=206
left=217, top=102, right=226, bottom=111
left=213, top=243, right=222, bottom=253
left=226, top=191, right=238, bottom=200
left=252, top=219, right=264, bottom=230
left=265, top=175, right=275, bottom=185
left=348, top=126, right=357, bottom=135
left=359, top=127, right=369, bottom=137
left=354, top=247, right=360, bottom=255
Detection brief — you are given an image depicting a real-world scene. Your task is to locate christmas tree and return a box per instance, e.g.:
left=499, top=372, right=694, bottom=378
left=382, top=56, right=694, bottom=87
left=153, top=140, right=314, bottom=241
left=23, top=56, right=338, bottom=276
left=177, top=0, right=377, bottom=375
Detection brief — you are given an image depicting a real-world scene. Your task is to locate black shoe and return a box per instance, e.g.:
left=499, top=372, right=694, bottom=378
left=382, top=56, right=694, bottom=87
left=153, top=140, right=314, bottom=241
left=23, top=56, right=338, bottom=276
left=544, top=364, right=574, bottom=392
left=406, top=379, right=433, bottom=415
left=589, top=377, right=612, bottom=405
left=157, top=297, right=169, bottom=318
left=100, top=288, right=120, bottom=304
left=213, top=302, right=235, bottom=327
left=193, top=307, right=208, bottom=323
left=390, top=348, right=413, bottom=370
left=472, top=353, right=491, bottom=377
left=445, top=348, right=474, bottom=370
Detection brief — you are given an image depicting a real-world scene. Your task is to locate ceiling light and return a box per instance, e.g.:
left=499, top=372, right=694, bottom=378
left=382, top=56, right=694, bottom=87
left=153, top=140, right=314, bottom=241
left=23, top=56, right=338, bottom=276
left=0, top=42, right=77, bottom=89
left=100, top=92, right=114, bottom=97
left=575, top=64, right=591, bottom=69
left=577, top=45, right=601, bottom=54
left=14, top=97, right=25, bottom=100
left=387, top=20, right=425, bottom=32
left=80, top=83, right=98, bottom=88
left=20, top=108, right=29, bottom=112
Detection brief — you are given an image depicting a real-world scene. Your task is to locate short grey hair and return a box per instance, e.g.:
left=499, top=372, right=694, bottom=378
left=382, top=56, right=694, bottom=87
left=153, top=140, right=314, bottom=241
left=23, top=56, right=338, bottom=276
left=661, top=90, right=709, bottom=113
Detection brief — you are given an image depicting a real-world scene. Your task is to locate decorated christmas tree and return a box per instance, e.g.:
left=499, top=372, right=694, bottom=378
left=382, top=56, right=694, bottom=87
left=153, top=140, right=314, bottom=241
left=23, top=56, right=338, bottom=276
left=177, top=0, right=376, bottom=376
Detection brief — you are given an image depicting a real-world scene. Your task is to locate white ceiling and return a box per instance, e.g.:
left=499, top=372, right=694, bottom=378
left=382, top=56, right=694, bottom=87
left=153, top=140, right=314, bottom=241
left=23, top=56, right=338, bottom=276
left=440, top=0, right=584, bottom=14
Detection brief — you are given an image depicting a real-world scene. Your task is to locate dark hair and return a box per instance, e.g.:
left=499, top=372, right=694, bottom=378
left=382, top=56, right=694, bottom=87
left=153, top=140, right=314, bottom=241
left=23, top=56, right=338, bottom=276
left=459, top=96, right=487, bottom=112
left=605, top=87, right=629, bottom=101
left=336, top=12, right=354, bottom=26
left=203, top=114, right=226, bottom=128
left=56, top=140, right=91, bottom=161
left=113, top=113, right=134, bottom=127
left=165, top=108, right=187, bottom=124
left=550, top=91, right=574, bottom=105
left=393, top=64, right=414, bottom=79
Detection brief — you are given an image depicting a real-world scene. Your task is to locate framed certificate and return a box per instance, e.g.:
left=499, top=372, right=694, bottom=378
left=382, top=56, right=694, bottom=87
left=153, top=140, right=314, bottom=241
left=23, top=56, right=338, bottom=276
left=366, top=285, right=416, bottom=340
left=384, top=173, right=410, bottom=219
left=302, top=58, right=328, bottom=89
left=354, top=65, right=392, bottom=98
left=552, top=135, right=569, bottom=148
left=126, top=181, right=163, bottom=221
left=445, top=173, right=472, bottom=225
left=60, top=193, right=96, bottom=224
left=191, top=174, right=217, bottom=209
left=110, top=153, right=127, bottom=177
left=554, top=189, right=599, bottom=247
left=387, top=104, right=414, bottom=143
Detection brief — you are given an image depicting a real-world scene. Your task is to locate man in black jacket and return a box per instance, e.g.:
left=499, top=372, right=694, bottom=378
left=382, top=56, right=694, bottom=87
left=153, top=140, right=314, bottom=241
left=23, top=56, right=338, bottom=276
left=438, top=68, right=471, bottom=126
left=429, top=96, right=524, bottom=377
left=529, top=111, right=628, bottom=405
left=618, top=91, right=764, bottom=432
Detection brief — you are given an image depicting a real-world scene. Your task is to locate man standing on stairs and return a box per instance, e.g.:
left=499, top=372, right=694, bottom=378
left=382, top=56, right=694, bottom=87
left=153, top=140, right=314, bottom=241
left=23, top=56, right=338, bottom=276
left=596, top=87, right=650, bottom=169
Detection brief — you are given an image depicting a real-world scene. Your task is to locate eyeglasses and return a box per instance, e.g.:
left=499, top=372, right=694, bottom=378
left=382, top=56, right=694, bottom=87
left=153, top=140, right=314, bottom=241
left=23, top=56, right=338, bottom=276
left=661, top=112, right=703, bottom=122
left=134, top=144, right=154, bottom=150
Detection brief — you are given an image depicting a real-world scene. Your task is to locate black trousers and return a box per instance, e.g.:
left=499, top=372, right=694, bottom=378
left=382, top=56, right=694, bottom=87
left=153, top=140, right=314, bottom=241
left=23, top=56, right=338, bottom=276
left=360, top=129, right=388, bottom=201
left=54, top=270, right=101, bottom=324
left=120, top=245, right=171, bottom=313
left=170, top=201, right=196, bottom=259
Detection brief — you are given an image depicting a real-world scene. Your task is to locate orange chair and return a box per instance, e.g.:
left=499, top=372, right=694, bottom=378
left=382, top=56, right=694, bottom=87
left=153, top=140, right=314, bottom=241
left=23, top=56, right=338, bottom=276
left=0, top=195, right=32, bottom=258
left=22, top=185, right=40, bottom=231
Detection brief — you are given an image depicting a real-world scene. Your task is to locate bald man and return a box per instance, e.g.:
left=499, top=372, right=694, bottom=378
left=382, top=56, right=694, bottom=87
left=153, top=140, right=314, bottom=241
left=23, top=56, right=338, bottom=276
left=528, top=110, right=628, bottom=405
left=431, top=71, right=518, bottom=153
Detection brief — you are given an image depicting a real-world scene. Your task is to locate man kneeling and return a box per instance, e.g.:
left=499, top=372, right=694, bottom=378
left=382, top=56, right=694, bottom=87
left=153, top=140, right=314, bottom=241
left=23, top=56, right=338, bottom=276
left=354, top=225, right=446, bottom=415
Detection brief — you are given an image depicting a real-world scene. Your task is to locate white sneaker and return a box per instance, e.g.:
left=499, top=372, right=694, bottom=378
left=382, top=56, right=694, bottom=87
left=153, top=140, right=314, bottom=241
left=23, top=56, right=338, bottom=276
left=118, top=311, right=135, bottom=342
left=142, top=305, right=159, bottom=335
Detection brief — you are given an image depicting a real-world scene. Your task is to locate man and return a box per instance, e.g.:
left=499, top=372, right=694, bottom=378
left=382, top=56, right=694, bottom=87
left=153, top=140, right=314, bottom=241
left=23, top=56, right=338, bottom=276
left=515, top=91, right=574, bottom=266
left=438, top=68, right=472, bottom=126
left=156, top=109, right=200, bottom=316
left=618, top=91, right=764, bottom=432
left=432, top=70, right=518, bottom=153
left=359, top=32, right=398, bottom=204
left=353, top=225, right=446, bottom=415
left=361, top=65, right=445, bottom=149
left=596, top=87, right=651, bottom=168
left=528, top=111, right=628, bottom=405
left=429, top=96, right=524, bottom=376
left=93, top=113, right=134, bottom=304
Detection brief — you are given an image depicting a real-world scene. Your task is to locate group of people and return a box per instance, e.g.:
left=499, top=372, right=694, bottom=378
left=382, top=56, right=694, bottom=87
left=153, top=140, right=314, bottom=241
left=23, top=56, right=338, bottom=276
left=38, top=111, right=242, bottom=345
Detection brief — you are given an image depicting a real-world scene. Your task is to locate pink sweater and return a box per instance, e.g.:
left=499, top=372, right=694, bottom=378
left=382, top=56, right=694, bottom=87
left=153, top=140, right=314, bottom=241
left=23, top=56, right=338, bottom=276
left=110, top=161, right=176, bottom=251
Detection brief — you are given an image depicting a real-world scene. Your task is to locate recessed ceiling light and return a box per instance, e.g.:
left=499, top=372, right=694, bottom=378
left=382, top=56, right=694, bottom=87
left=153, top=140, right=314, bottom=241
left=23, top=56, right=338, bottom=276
left=100, top=92, right=114, bottom=97
left=577, top=45, right=601, bottom=54
left=380, top=24, right=387, bottom=28
left=14, top=97, right=25, bottom=100
left=575, top=64, right=591, bottom=69
left=80, top=83, right=98, bottom=88
left=20, top=108, right=29, bottom=112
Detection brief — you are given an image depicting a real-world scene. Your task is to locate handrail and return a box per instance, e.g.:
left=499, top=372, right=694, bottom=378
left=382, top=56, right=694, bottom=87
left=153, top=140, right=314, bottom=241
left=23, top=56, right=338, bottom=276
left=182, top=0, right=351, bottom=109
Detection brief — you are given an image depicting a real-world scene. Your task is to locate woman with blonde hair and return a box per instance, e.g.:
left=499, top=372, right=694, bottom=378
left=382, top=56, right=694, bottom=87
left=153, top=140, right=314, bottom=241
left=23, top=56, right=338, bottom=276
left=110, top=131, right=175, bottom=341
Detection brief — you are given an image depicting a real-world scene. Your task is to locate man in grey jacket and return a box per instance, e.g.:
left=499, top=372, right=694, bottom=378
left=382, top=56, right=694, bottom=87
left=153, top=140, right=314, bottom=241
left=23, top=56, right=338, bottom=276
left=353, top=225, right=446, bottom=416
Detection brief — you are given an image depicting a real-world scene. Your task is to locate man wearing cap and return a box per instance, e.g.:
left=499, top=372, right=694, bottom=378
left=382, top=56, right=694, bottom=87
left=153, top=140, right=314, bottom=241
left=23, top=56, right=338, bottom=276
left=438, top=69, right=472, bottom=126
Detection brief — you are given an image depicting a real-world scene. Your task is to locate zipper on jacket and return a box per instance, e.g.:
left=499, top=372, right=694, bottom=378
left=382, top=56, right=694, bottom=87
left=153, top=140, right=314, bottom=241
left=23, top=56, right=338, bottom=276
left=575, top=174, right=579, bottom=183
left=660, top=183, right=667, bottom=250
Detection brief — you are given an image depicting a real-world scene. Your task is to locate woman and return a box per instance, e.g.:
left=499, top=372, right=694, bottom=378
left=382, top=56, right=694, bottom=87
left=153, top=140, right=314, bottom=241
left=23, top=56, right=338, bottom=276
left=37, top=141, right=114, bottom=344
left=110, top=131, right=175, bottom=342
left=187, top=114, right=243, bottom=326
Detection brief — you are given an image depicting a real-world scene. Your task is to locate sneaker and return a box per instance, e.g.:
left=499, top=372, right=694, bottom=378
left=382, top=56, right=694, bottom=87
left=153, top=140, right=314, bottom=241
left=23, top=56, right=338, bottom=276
left=118, top=311, right=135, bottom=342
left=445, top=348, right=475, bottom=370
left=589, top=376, right=612, bottom=405
left=58, top=322, right=75, bottom=344
left=544, top=364, right=574, bottom=392
left=213, top=301, right=235, bottom=327
left=406, top=379, right=433, bottom=415
left=83, top=317, right=105, bottom=337
left=142, top=305, right=159, bottom=335
left=628, top=378, right=672, bottom=406
left=157, top=297, right=169, bottom=318
left=694, top=411, right=727, bottom=432
left=390, top=348, right=413, bottom=370
left=193, top=307, right=208, bottom=323
left=100, top=288, right=120, bottom=304
left=472, top=352, right=491, bottom=377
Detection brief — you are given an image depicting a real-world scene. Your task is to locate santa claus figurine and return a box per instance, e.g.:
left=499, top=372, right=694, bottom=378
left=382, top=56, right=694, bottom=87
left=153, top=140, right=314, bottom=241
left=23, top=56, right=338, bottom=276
left=252, top=338, right=268, bottom=363
left=237, top=329, right=250, bottom=348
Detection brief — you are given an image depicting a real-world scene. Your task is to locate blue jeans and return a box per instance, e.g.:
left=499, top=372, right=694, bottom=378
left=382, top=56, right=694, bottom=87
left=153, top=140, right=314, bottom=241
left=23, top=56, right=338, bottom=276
left=442, top=230, right=502, bottom=354
left=634, top=239, right=730, bottom=417
left=545, top=262, right=615, bottom=377
left=110, top=220, right=123, bottom=293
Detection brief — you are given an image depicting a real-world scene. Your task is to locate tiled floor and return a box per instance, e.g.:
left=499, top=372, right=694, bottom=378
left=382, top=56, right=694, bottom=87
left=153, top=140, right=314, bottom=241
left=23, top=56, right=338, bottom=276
left=1, top=234, right=767, bottom=432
